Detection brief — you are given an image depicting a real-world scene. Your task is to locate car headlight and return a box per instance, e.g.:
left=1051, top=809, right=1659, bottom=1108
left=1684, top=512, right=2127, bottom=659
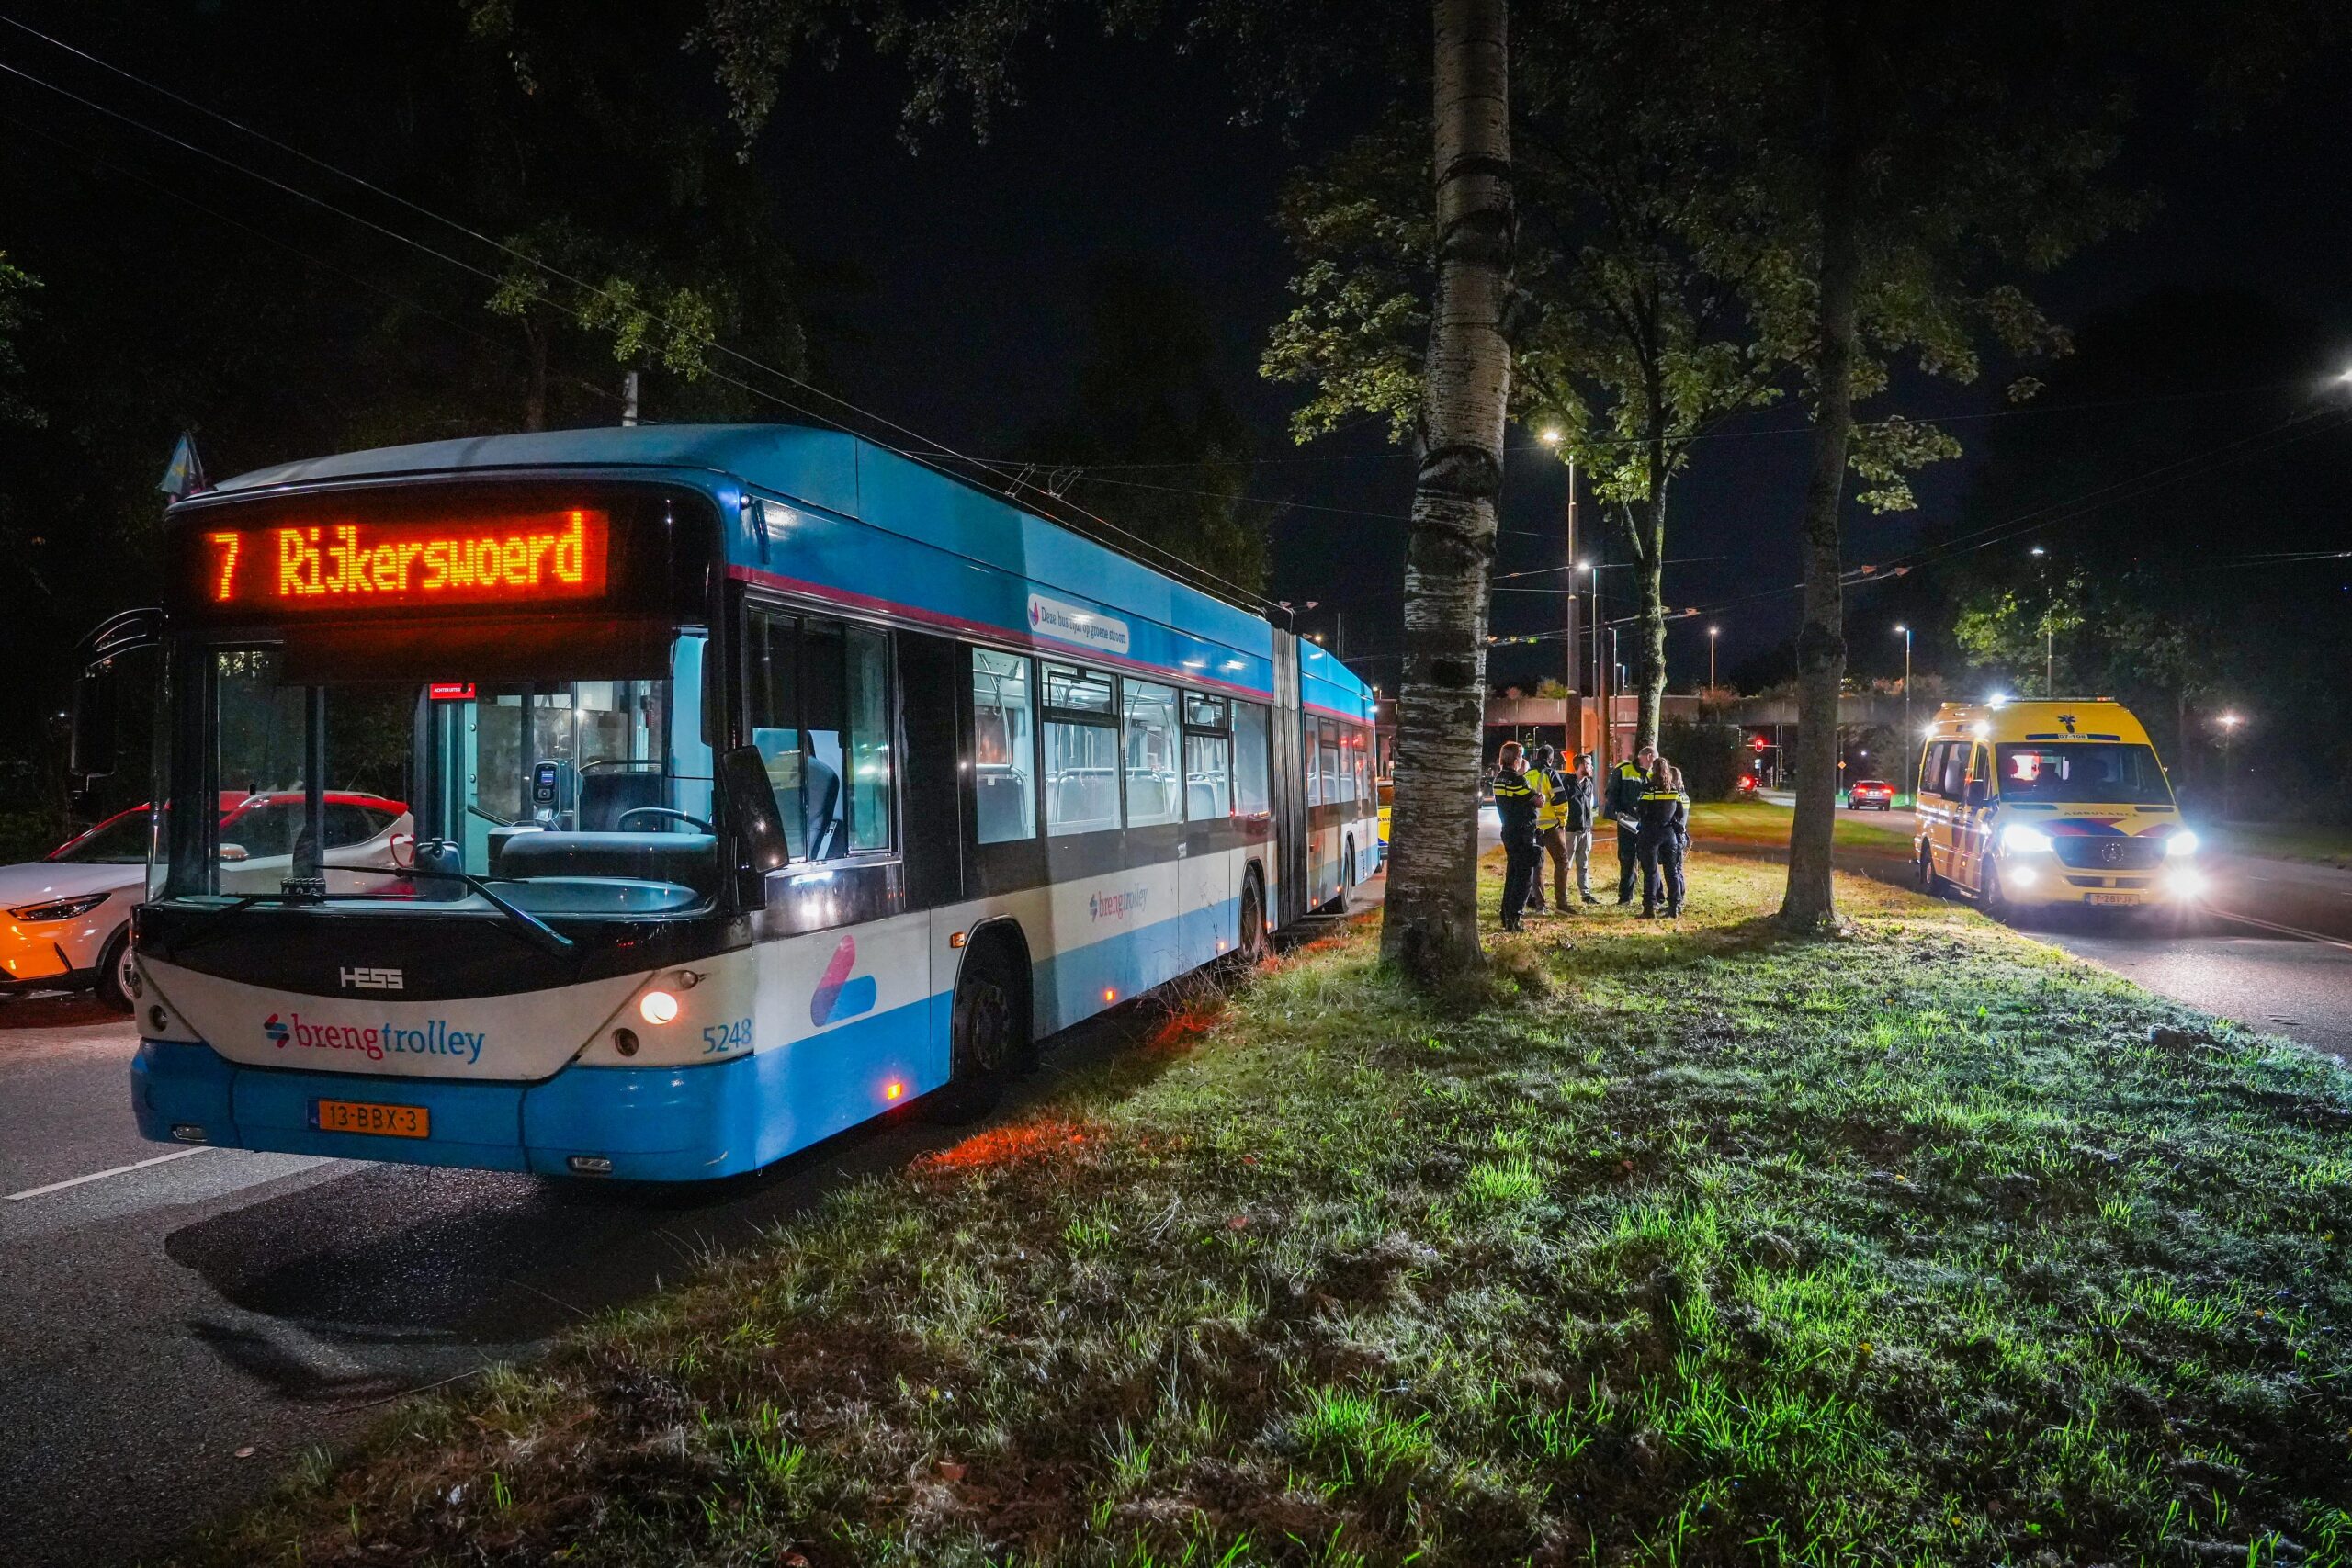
left=2166, top=829, right=2199, bottom=857
left=8, top=892, right=112, bottom=922
left=2000, top=825, right=2053, bottom=854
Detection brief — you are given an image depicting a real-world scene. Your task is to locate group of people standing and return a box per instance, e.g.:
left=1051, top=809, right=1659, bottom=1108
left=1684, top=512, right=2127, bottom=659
left=1492, top=740, right=1689, bottom=931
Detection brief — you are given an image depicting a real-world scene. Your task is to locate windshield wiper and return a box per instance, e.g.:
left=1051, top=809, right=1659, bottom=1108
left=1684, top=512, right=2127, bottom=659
left=158, top=871, right=576, bottom=960
left=329, top=864, right=577, bottom=956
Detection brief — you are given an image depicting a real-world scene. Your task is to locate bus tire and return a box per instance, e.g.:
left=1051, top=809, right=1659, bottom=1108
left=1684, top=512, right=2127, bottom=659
left=1917, top=844, right=1947, bottom=897
left=96, top=927, right=135, bottom=1014
left=1233, top=869, right=1268, bottom=966
left=929, top=932, right=1033, bottom=1124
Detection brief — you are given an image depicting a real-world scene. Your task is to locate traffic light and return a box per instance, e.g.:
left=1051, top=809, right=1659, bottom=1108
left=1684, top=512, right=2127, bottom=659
left=1749, top=734, right=1768, bottom=752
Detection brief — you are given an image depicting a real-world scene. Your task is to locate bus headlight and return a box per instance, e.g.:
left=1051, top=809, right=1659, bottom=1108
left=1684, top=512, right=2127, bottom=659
left=2001, top=825, right=2053, bottom=854
left=638, top=989, right=680, bottom=1026
left=2167, top=829, right=2199, bottom=857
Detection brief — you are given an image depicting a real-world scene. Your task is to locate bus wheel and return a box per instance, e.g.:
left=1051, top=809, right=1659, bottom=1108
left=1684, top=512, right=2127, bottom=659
left=96, top=928, right=136, bottom=1014
left=931, top=939, right=1032, bottom=1123
left=1233, top=872, right=1268, bottom=966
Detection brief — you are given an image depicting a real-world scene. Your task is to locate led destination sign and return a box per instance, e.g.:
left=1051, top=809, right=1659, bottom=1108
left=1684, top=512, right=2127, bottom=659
left=199, top=508, right=610, bottom=613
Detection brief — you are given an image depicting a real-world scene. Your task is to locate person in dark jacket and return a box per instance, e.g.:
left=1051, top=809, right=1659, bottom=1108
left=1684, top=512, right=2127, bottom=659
left=1491, top=740, right=1543, bottom=931
left=1635, top=757, right=1690, bottom=918
left=1553, top=750, right=1599, bottom=904
left=1604, top=745, right=1656, bottom=905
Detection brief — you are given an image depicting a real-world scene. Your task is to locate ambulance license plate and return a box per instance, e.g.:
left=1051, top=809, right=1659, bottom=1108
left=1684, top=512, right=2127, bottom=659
left=2086, top=893, right=2143, bottom=907
left=314, top=1099, right=430, bottom=1138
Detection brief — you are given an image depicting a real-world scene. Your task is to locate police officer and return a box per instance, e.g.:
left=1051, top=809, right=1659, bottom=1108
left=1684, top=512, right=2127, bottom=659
left=1636, top=757, right=1690, bottom=918
left=1527, top=744, right=1566, bottom=913
left=1491, top=740, right=1543, bottom=931
left=1604, top=744, right=1655, bottom=905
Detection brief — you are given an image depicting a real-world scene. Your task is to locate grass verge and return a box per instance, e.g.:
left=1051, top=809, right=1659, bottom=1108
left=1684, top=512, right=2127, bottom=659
left=1690, top=800, right=1913, bottom=852
left=187, top=855, right=2352, bottom=1567
left=2219, top=822, right=2352, bottom=870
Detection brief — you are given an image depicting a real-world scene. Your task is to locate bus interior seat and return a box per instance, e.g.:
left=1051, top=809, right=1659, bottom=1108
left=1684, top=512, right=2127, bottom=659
left=1187, top=780, right=1222, bottom=820
left=975, top=767, right=1031, bottom=841
left=577, top=769, right=664, bottom=832
left=801, top=753, right=842, bottom=859
left=494, top=829, right=718, bottom=891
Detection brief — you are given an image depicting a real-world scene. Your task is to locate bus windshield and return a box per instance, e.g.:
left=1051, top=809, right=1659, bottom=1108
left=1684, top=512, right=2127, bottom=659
left=1993, top=742, right=2173, bottom=807
left=164, top=640, right=715, bottom=916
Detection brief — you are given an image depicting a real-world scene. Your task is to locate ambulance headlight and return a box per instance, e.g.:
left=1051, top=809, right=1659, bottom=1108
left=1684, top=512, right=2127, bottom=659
left=2165, top=866, right=2207, bottom=899
left=2001, top=825, right=2053, bottom=854
left=2166, top=829, right=2199, bottom=857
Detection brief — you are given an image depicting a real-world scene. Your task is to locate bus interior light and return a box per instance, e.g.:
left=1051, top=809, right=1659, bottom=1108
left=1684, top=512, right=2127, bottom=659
left=639, top=990, right=680, bottom=1026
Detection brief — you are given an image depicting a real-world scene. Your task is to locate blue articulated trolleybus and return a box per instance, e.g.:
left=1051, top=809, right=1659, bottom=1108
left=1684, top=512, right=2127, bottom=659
left=114, top=426, right=1380, bottom=1179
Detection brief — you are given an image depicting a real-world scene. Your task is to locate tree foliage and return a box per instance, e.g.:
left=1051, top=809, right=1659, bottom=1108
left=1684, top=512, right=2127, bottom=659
left=1031, top=258, right=1272, bottom=592
left=0, top=250, right=40, bottom=428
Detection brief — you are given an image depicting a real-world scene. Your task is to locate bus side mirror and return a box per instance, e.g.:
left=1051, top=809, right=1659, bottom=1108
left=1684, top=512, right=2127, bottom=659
left=718, top=744, right=788, bottom=908
left=70, top=668, right=119, bottom=780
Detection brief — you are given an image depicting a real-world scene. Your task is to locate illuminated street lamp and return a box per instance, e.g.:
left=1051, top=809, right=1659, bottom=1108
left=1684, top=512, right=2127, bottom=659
left=1894, top=623, right=1914, bottom=795
left=2216, top=711, right=2245, bottom=823
left=1707, top=625, right=1719, bottom=691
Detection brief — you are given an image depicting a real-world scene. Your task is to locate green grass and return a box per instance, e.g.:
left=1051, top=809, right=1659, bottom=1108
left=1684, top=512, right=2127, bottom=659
left=183, top=857, right=2352, bottom=1567
left=2219, top=821, right=2352, bottom=868
left=1690, top=799, right=1913, bottom=852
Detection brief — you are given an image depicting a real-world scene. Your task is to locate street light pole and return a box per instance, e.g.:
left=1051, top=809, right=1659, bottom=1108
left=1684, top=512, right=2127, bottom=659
left=2030, top=545, right=2052, bottom=696
left=2217, top=712, right=2243, bottom=823
left=1707, top=625, right=1718, bottom=693
left=1894, top=623, right=1912, bottom=795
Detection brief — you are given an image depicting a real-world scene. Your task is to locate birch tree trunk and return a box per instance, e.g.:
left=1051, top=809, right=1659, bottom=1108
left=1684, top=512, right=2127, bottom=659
left=1380, top=0, right=1516, bottom=986
left=1779, top=0, right=1860, bottom=931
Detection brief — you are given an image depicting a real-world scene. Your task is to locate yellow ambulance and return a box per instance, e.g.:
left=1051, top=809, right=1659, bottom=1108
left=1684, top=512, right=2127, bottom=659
left=1913, top=698, right=2202, bottom=915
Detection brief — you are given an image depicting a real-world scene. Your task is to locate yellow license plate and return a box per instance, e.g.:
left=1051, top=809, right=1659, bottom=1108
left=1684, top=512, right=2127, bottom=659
left=315, top=1099, right=430, bottom=1138
left=2086, top=893, right=2143, bottom=907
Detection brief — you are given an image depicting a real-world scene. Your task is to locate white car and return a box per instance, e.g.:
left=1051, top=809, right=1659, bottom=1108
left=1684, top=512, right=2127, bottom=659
left=0, top=793, right=412, bottom=1011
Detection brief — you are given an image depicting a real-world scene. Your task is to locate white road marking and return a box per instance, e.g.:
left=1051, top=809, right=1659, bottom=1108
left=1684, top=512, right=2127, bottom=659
left=5, top=1145, right=213, bottom=1201
left=2203, top=907, right=2352, bottom=954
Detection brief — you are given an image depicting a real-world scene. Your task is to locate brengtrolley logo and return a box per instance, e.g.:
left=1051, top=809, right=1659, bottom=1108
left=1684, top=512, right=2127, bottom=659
left=264, top=1012, right=487, bottom=1066
left=1089, top=886, right=1149, bottom=922
left=808, top=934, right=877, bottom=1028
left=1026, top=592, right=1131, bottom=656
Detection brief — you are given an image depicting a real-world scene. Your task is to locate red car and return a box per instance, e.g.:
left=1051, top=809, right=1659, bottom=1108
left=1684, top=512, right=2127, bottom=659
left=1847, top=778, right=1896, bottom=810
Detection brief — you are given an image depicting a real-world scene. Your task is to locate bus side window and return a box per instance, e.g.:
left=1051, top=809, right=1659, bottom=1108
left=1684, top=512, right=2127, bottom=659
left=1232, top=703, right=1272, bottom=819
left=746, top=609, right=807, bottom=860
left=970, top=649, right=1037, bottom=844
left=1969, top=744, right=1993, bottom=805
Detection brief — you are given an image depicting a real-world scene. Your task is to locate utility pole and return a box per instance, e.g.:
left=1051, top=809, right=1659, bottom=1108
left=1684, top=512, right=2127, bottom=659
left=1707, top=625, right=1719, bottom=693
left=1894, top=623, right=1913, bottom=797
left=1566, top=456, right=1580, bottom=759
left=2031, top=545, right=2052, bottom=695
left=2217, top=712, right=2242, bottom=823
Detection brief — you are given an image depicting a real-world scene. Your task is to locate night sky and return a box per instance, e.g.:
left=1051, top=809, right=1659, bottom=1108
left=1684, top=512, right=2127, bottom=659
left=757, top=28, right=2352, bottom=691
left=11, top=9, right=2347, bottom=693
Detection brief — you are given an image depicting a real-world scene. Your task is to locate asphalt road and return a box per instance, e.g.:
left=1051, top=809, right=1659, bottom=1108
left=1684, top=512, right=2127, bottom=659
left=1743, top=803, right=2352, bottom=1060
left=0, top=879, right=1378, bottom=1568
